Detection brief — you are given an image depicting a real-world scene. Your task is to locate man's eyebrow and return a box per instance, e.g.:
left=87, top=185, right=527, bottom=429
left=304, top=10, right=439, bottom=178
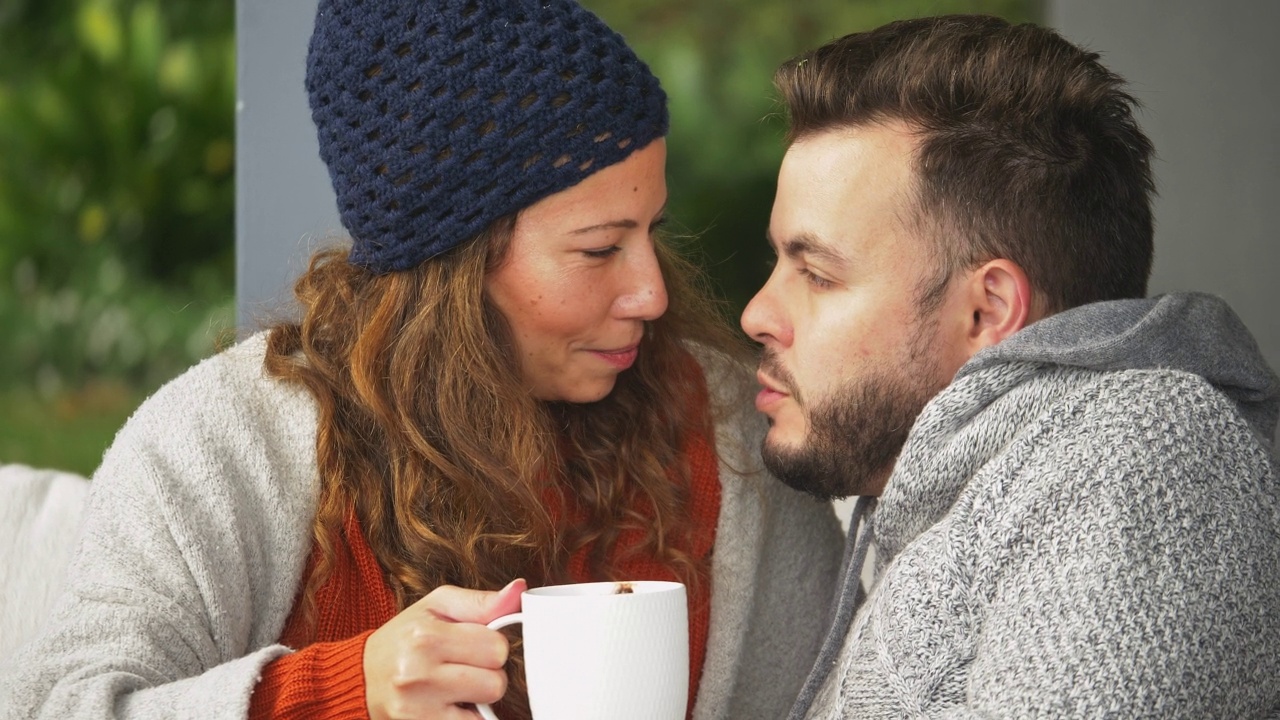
left=766, top=230, right=851, bottom=268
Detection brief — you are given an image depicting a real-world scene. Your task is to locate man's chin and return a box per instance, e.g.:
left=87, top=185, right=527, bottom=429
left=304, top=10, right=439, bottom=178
left=760, top=438, right=856, bottom=502
left=762, top=411, right=812, bottom=443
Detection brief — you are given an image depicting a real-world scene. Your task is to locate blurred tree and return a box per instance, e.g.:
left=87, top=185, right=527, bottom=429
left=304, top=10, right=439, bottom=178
left=592, top=0, right=1039, bottom=309
left=0, top=0, right=234, bottom=395
left=0, top=0, right=234, bottom=288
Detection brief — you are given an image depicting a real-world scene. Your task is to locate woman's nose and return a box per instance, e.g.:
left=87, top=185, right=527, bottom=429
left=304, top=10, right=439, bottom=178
left=615, top=244, right=669, bottom=321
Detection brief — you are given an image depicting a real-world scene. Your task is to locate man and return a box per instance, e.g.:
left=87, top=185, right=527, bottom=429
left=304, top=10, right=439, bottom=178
left=741, top=14, right=1280, bottom=719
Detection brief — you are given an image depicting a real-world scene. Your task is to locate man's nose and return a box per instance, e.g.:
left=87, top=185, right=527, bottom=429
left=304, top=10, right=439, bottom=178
left=741, top=276, right=792, bottom=347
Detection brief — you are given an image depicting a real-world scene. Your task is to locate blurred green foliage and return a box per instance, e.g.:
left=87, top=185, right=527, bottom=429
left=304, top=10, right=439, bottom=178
left=0, top=0, right=234, bottom=472
left=0, top=0, right=235, bottom=380
left=0, top=0, right=1033, bottom=475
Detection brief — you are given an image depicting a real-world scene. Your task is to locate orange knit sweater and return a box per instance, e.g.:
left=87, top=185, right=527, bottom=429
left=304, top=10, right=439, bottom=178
left=249, top=405, right=721, bottom=718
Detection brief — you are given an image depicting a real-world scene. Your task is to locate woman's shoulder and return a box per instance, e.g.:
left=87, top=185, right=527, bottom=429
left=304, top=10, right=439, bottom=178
left=98, top=331, right=319, bottom=501
left=684, top=343, right=757, bottom=414
left=127, top=331, right=312, bottom=434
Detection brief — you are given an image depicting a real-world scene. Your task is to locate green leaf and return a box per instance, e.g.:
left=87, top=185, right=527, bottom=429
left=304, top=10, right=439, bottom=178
left=76, top=0, right=124, bottom=65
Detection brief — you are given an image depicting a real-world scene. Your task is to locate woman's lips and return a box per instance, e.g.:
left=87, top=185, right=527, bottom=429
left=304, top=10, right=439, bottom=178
left=591, top=346, right=639, bottom=369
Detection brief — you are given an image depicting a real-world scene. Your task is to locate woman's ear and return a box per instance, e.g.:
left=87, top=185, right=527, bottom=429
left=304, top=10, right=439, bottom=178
left=960, top=259, right=1034, bottom=353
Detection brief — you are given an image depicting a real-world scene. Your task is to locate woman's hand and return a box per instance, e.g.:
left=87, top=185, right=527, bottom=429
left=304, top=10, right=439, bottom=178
left=364, top=578, right=526, bottom=720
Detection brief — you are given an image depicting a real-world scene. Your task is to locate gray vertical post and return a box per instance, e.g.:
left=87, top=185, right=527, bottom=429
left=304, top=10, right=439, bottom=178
left=1049, top=0, right=1280, bottom=446
left=235, top=0, right=341, bottom=330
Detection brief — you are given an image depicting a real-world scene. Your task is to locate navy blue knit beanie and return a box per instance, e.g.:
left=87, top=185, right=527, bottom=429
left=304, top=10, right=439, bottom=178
left=306, top=0, right=669, bottom=274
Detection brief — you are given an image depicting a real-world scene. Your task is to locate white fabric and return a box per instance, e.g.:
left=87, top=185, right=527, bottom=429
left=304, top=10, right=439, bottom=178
left=0, top=465, right=90, bottom=659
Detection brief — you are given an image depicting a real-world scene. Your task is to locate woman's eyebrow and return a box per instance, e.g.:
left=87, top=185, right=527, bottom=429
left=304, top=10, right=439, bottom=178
left=571, top=219, right=639, bottom=234
left=571, top=202, right=668, bottom=235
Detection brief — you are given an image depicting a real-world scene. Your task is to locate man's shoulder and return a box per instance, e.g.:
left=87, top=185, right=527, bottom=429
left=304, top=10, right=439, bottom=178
left=1074, top=368, right=1266, bottom=445
left=1024, top=366, right=1275, bottom=494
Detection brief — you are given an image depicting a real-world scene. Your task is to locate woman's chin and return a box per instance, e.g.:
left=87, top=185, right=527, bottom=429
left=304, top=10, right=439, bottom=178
left=550, top=376, right=619, bottom=405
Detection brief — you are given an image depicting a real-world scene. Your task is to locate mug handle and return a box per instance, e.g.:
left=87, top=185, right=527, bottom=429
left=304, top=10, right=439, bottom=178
left=475, top=613, right=524, bottom=720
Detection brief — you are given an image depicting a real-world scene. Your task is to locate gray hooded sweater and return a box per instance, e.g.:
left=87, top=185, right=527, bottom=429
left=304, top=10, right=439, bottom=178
left=793, top=292, right=1280, bottom=719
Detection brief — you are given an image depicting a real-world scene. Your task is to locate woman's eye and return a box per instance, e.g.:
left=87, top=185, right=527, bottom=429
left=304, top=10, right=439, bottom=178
left=583, top=246, right=622, bottom=259
left=649, top=215, right=669, bottom=234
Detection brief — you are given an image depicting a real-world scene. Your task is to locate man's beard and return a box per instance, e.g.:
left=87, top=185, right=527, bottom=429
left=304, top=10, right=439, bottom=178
left=760, top=320, right=945, bottom=500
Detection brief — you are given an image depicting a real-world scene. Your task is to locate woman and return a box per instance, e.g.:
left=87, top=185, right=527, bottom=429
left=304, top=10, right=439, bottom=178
left=0, top=1, right=842, bottom=718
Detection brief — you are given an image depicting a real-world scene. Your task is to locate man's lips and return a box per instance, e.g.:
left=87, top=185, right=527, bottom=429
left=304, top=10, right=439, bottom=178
left=590, top=345, right=640, bottom=369
left=754, top=371, right=790, bottom=412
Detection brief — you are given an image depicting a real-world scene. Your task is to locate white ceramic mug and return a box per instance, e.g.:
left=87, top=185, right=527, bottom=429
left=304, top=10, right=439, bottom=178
left=476, top=580, right=689, bottom=720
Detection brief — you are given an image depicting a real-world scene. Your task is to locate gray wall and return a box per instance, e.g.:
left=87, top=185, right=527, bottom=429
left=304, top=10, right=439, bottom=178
left=235, top=0, right=335, bottom=329
left=237, top=0, right=1279, bottom=446
left=1048, top=0, right=1280, bottom=445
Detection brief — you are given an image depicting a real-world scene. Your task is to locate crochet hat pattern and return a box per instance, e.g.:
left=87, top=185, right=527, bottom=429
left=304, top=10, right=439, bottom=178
left=306, top=0, right=669, bottom=274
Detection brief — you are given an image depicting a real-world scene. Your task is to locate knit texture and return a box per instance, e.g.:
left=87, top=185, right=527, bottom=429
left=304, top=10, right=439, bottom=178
left=247, top=510, right=394, bottom=719
left=306, top=0, right=668, bottom=273
left=249, top=404, right=722, bottom=720
left=0, top=333, right=842, bottom=720
left=795, top=293, right=1280, bottom=718
left=0, top=465, right=89, bottom=660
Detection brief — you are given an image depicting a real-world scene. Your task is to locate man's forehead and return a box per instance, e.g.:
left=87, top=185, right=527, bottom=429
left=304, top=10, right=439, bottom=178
left=788, top=121, right=921, bottom=163
left=772, top=125, right=922, bottom=261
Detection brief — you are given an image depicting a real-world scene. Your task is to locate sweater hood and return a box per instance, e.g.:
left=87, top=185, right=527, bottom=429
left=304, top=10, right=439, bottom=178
left=961, top=291, right=1279, bottom=442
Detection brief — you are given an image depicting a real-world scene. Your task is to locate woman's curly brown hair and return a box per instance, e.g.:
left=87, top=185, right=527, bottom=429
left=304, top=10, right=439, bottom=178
left=263, top=216, right=747, bottom=718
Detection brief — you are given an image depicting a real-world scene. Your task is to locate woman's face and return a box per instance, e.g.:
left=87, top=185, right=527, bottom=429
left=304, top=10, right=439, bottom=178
left=486, top=139, right=669, bottom=403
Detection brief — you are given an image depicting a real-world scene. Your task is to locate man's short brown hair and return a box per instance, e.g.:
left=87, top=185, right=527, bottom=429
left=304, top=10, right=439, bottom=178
left=775, top=14, right=1155, bottom=314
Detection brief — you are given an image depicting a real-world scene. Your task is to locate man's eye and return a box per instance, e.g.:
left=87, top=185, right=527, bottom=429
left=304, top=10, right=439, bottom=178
left=798, top=267, right=834, bottom=289
left=764, top=251, right=779, bottom=271
left=583, top=246, right=621, bottom=259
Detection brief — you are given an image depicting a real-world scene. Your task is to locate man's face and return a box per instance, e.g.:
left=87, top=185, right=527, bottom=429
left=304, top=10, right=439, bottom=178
left=740, top=123, right=967, bottom=499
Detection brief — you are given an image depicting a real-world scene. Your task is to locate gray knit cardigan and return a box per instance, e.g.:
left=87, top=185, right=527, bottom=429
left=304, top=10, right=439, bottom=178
left=0, top=334, right=844, bottom=719
left=795, top=292, right=1280, bottom=719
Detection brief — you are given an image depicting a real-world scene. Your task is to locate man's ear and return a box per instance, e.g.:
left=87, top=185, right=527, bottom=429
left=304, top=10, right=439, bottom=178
left=959, top=259, right=1033, bottom=354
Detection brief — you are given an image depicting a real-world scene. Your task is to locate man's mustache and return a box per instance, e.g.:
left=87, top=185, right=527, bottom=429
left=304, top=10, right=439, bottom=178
left=758, top=349, right=802, bottom=405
